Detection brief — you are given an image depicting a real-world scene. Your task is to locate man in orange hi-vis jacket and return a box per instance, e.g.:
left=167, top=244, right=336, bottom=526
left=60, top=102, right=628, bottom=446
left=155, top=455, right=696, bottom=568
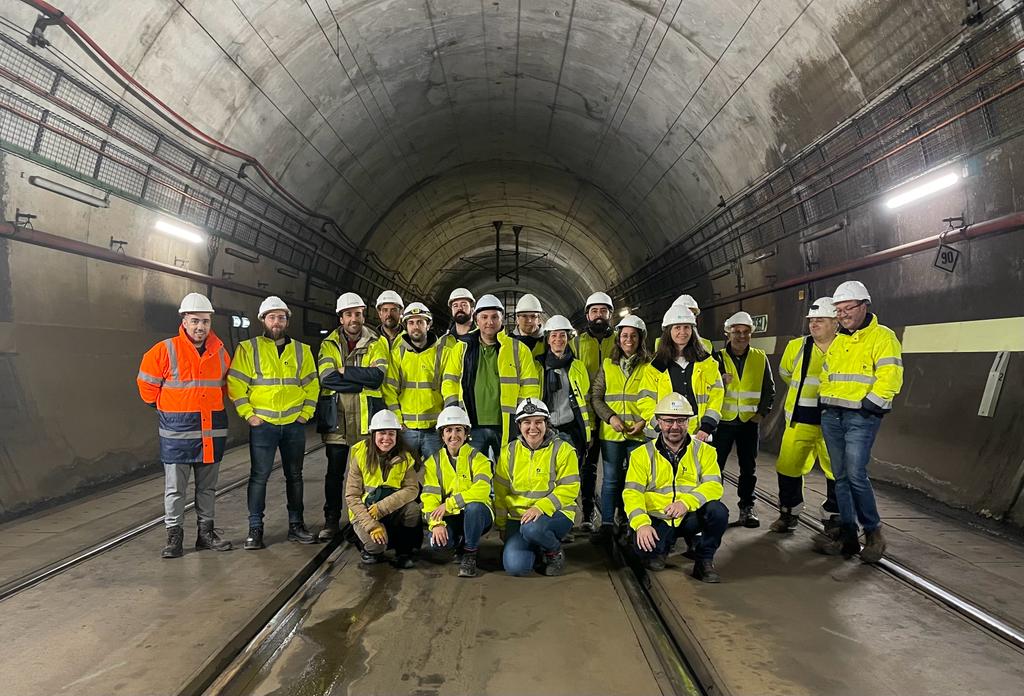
left=138, top=293, right=233, bottom=559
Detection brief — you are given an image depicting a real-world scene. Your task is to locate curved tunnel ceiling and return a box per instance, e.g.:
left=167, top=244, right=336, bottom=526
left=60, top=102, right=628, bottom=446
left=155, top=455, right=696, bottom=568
left=12, top=0, right=967, bottom=307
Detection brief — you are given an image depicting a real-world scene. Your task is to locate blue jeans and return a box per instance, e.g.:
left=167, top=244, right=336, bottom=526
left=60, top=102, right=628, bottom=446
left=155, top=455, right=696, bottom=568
left=502, top=514, right=574, bottom=576
left=247, top=421, right=307, bottom=527
left=633, top=501, right=729, bottom=561
left=402, top=428, right=442, bottom=461
left=430, top=502, right=493, bottom=551
left=600, top=439, right=643, bottom=526
left=469, top=425, right=502, bottom=461
left=821, top=408, right=883, bottom=533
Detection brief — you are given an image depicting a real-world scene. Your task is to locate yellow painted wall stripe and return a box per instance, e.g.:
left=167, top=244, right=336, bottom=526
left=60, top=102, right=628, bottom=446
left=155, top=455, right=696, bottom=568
left=901, top=317, right=1024, bottom=353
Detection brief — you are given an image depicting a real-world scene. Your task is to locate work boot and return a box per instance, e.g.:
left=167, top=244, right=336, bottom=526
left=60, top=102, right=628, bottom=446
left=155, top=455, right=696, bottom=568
left=394, top=554, right=415, bottom=569
left=161, top=525, right=184, bottom=559
left=692, top=559, right=721, bottom=583
left=591, top=524, right=614, bottom=546
left=317, top=515, right=340, bottom=542
left=822, top=513, right=842, bottom=540
left=458, top=552, right=479, bottom=578
left=543, top=551, right=566, bottom=576
left=813, top=526, right=860, bottom=557
left=644, top=555, right=667, bottom=572
left=738, top=505, right=761, bottom=528
left=769, top=510, right=800, bottom=533
left=580, top=509, right=598, bottom=533
left=860, top=526, right=887, bottom=564
left=562, top=529, right=576, bottom=544
left=195, top=520, right=232, bottom=551
left=288, top=522, right=316, bottom=544
left=243, top=526, right=265, bottom=550
left=360, top=550, right=385, bottom=565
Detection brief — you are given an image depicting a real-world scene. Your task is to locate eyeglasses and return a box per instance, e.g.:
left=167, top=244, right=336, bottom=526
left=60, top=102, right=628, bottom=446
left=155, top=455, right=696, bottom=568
left=658, top=417, right=689, bottom=427
left=834, top=301, right=866, bottom=315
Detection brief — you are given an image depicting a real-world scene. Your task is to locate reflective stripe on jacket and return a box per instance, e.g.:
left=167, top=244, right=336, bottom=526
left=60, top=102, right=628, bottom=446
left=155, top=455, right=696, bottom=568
left=137, top=327, right=230, bottom=464
left=820, top=315, right=903, bottom=412
left=493, top=436, right=580, bottom=529
left=226, top=337, right=318, bottom=425
left=654, top=358, right=724, bottom=434
left=623, top=438, right=723, bottom=530
left=598, top=358, right=658, bottom=442
left=421, top=444, right=494, bottom=528
left=719, top=347, right=768, bottom=422
left=441, top=332, right=541, bottom=448
left=382, top=336, right=446, bottom=429
left=344, top=439, right=419, bottom=525
left=779, top=336, right=825, bottom=424
left=572, top=331, right=616, bottom=380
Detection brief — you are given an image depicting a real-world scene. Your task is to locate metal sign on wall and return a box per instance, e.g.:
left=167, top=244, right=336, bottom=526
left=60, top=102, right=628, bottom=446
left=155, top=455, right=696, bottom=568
left=934, top=244, right=960, bottom=272
left=752, top=314, right=769, bottom=334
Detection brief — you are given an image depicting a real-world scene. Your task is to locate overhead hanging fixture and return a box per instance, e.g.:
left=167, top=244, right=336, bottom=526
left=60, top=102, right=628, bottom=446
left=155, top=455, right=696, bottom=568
left=885, top=172, right=959, bottom=209
left=155, top=219, right=204, bottom=244
left=29, top=176, right=109, bottom=208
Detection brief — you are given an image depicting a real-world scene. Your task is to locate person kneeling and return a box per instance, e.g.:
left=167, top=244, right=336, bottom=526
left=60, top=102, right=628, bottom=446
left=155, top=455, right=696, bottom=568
left=423, top=406, right=494, bottom=578
left=345, top=410, right=423, bottom=568
left=495, top=398, right=581, bottom=576
left=624, top=392, right=728, bottom=583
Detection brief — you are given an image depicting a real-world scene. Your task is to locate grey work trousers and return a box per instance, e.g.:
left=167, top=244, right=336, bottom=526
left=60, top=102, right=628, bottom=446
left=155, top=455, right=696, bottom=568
left=164, top=462, right=220, bottom=527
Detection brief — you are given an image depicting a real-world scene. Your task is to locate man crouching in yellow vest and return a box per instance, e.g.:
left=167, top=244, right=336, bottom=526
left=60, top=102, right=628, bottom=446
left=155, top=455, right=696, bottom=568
left=624, top=393, right=728, bottom=583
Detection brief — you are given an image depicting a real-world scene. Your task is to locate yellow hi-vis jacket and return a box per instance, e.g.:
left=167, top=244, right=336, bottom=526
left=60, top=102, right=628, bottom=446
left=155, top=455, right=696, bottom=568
left=820, top=314, right=903, bottom=412
left=624, top=437, right=723, bottom=530
left=598, top=358, right=658, bottom=442
left=654, top=358, right=724, bottom=435
left=227, top=337, right=318, bottom=424
left=317, top=327, right=389, bottom=441
left=441, top=332, right=541, bottom=447
left=573, top=330, right=616, bottom=380
left=537, top=355, right=593, bottom=442
left=383, top=335, right=446, bottom=429
left=493, top=435, right=580, bottom=529
left=421, top=444, right=494, bottom=529
left=719, top=347, right=769, bottom=422
left=345, top=439, right=419, bottom=525
left=779, top=336, right=826, bottom=424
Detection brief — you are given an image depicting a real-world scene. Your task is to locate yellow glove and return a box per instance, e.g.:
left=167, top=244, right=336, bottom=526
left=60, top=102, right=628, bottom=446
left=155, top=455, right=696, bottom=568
left=369, top=526, right=387, bottom=545
left=368, top=503, right=381, bottom=520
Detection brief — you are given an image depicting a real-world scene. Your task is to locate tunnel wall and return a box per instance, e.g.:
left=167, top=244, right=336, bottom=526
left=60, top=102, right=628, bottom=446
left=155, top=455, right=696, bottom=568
left=0, top=155, right=333, bottom=520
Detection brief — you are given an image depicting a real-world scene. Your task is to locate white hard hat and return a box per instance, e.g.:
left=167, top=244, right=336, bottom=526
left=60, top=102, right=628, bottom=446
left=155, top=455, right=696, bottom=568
left=369, top=409, right=402, bottom=432
left=179, top=293, right=214, bottom=314
left=807, top=297, right=837, bottom=319
left=671, top=294, right=701, bottom=315
left=585, top=291, right=614, bottom=310
left=435, top=405, right=472, bottom=431
left=336, top=292, right=366, bottom=314
left=724, top=311, right=754, bottom=329
left=375, top=290, right=404, bottom=310
left=257, top=296, right=290, bottom=319
left=474, top=293, right=504, bottom=315
left=662, top=306, right=697, bottom=328
left=514, top=397, right=550, bottom=422
left=542, top=315, right=574, bottom=333
left=832, top=280, right=871, bottom=304
left=616, top=314, right=647, bottom=333
left=448, top=287, right=476, bottom=305
left=402, top=302, right=432, bottom=323
left=654, top=392, right=695, bottom=418
left=515, top=293, right=544, bottom=314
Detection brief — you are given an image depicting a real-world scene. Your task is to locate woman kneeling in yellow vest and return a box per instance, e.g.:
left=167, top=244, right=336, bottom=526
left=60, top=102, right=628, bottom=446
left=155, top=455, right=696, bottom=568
left=345, top=410, right=422, bottom=568
left=494, top=398, right=581, bottom=576
left=422, top=406, right=494, bottom=578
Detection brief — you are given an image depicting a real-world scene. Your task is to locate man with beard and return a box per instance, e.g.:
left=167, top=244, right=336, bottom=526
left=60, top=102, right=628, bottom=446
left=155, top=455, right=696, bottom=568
left=227, top=296, right=320, bottom=549
left=442, top=288, right=477, bottom=350
left=571, top=291, right=617, bottom=532
left=511, top=293, right=545, bottom=357
left=383, top=302, right=445, bottom=460
left=376, top=290, right=405, bottom=348
left=315, top=292, right=390, bottom=541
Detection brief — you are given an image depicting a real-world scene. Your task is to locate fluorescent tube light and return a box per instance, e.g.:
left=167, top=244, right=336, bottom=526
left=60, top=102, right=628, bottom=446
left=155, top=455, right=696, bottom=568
left=885, top=172, right=959, bottom=209
left=29, top=176, right=109, bottom=208
left=155, top=219, right=204, bottom=244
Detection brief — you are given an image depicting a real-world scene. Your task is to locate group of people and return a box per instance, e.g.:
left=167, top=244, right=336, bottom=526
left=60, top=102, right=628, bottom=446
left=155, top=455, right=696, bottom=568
left=137, top=278, right=903, bottom=581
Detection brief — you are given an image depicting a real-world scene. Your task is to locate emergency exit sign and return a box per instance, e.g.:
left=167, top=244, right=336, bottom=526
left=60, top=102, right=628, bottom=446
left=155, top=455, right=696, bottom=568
left=752, top=314, right=769, bottom=334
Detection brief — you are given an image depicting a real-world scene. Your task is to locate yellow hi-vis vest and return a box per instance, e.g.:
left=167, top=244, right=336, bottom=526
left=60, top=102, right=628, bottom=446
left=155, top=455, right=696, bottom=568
left=820, top=315, right=903, bottom=412
left=779, top=336, right=827, bottom=424
left=347, top=439, right=417, bottom=523
left=537, top=356, right=593, bottom=442
left=421, top=444, right=494, bottom=529
left=383, top=337, right=446, bottom=429
left=317, top=327, right=389, bottom=437
left=493, top=436, right=580, bottom=529
left=623, top=438, right=723, bottom=530
left=573, top=330, right=616, bottom=380
left=441, top=332, right=541, bottom=447
left=654, top=358, right=724, bottom=434
left=599, top=358, right=658, bottom=442
left=227, top=337, right=319, bottom=424
left=719, top=347, right=767, bottom=422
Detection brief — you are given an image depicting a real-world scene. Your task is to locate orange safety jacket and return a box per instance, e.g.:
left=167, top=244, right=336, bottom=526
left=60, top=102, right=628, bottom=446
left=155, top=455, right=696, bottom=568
left=137, top=326, right=231, bottom=464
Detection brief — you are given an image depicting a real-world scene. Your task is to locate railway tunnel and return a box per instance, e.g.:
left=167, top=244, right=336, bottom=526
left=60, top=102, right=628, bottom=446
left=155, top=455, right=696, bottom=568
left=1, top=1, right=1023, bottom=694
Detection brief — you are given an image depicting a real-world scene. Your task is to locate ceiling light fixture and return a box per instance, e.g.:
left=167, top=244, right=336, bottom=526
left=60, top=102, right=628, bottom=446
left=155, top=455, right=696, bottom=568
left=885, top=172, right=959, bottom=209
left=155, top=219, right=204, bottom=244
left=29, top=175, right=109, bottom=208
